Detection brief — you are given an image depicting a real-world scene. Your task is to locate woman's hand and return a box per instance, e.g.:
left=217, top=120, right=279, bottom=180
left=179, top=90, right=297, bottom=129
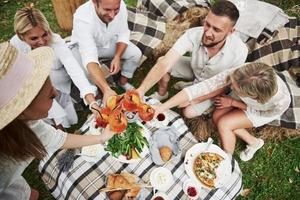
left=214, top=95, right=234, bottom=109
left=152, top=104, right=165, bottom=118
left=100, top=125, right=115, bottom=144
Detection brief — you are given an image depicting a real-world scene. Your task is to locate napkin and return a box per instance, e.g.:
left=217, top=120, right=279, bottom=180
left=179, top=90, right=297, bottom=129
left=149, top=127, right=181, bottom=165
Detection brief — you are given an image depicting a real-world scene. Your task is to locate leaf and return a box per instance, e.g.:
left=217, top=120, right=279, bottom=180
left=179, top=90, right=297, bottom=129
left=295, top=166, right=300, bottom=173
left=240, top=188, right=251, bottom=197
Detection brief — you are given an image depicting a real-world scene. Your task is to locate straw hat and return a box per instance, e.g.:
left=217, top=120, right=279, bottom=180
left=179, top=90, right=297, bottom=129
left=0, top=42, right=53, bottom=129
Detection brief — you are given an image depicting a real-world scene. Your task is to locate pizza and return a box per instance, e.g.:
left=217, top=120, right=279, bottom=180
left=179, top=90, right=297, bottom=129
left=193, top=152, right=224, bottom=188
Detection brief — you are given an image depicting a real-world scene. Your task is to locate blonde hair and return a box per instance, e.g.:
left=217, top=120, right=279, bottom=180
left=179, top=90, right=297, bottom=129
left=14, top=7, right=53, bottom=41
left=228, top=63, right=278, bottom=104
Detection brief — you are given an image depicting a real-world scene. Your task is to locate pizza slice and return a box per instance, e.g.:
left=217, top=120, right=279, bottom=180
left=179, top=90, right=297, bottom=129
left=193, top=152, right=224, bottom=188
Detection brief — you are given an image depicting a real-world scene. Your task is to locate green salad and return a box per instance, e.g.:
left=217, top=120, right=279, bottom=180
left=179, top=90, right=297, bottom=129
left=105, top=122, right=149, bottom=160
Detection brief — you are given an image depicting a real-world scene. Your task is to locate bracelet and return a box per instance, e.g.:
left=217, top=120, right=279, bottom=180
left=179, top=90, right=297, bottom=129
left=89, top=101, right=99, bottom=111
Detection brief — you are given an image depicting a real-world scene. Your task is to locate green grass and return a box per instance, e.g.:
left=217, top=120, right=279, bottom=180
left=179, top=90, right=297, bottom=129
left=1, top=0, right=300, bottom=199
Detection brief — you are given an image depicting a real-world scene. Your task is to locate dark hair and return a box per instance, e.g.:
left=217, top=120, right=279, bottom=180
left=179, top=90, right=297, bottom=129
left=211, top=0, right=239, bottom=25
left=0, top=119, right=47, bottom=162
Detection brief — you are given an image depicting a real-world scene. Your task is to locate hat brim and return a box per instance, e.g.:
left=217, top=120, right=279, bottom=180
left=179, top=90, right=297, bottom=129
left=0, top=46, right=53, bottom=129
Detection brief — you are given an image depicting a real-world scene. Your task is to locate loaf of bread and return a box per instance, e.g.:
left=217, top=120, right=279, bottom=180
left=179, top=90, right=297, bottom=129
left=159, top=146, right=172, bottom=162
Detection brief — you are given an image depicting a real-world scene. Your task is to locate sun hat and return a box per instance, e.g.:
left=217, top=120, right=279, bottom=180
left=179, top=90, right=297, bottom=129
left=0, top=42, right=53, bottom=129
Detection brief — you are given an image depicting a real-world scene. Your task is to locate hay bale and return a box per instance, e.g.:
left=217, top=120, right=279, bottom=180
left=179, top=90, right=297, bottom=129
left=184, top=116, right=300, bottom=142
left=153, top=6, right=209, bottom=59
left=184, top=115, right=217, bottom=141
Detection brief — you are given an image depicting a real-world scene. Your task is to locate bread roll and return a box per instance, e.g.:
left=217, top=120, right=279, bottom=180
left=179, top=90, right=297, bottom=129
left=159, top=146, right=172, bottom=162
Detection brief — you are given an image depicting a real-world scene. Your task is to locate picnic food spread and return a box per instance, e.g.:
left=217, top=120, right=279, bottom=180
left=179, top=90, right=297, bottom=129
left=193, top=152, right=224, bottom=188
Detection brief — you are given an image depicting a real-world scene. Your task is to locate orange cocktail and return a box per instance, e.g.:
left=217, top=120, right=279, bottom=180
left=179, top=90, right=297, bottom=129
left=108, top=109, right=128, bottom=133
left=95, top=107, right=111, bottom=128
left=106, top=95, right=123, bottom=110
left=122, top=90, right=141, bottom=112
left=138, top=103, right=154, bottom=122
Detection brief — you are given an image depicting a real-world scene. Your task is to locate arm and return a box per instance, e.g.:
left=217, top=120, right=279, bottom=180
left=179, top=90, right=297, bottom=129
left=155, top=69, right=234, bottom=114
left=110, top=42, right=128, bottom=74
left=87, top=62, right=117, bottom=104
left=136, top=49, right=182, bottom=96
left=52, top=35, right=98, bottom=103
left=61, top=126, right=114, bottom=149
left=214, top=95, right=247, bottom=110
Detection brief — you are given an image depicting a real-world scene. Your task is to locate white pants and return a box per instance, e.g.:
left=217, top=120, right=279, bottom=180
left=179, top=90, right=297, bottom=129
left=70, top=40, right=142, bottom=79
left=170, top=56, right=212, bottom=116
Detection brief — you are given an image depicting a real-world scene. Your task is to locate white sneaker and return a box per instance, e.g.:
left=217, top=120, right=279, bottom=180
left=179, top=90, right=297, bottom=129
left=149, top=91, right=169, bottom=101
left=173, top=81, right=193, bottom=90
left=240, top=139, right=264, bottom=162
left=119, top=82, right=135, bottom=91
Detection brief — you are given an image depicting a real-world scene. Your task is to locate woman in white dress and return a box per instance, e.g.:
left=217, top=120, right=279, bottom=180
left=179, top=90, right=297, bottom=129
left=153, top=62, right=291, bottom=161
left=0, top=42, right=114, bottom=200
left=10, top=7, right=100, bottom=129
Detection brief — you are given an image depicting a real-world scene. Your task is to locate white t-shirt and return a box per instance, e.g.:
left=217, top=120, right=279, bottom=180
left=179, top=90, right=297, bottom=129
left=71, top=0, right=130, bottom=68
left=0, top=120, right=67, bottom=199
left=171, top=27, right=249, bottom=82
left=183, top=68, right=291, bottom=125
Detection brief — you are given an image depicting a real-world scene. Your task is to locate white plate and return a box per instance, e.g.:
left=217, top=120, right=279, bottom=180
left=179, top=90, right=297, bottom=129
left=82, top=120, right=151, bottom=164
left=184, top=143, right=231, bottom=189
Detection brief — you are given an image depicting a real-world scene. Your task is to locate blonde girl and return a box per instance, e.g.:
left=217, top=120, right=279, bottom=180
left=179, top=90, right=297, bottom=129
left=154, top=63, right=291, bottom=161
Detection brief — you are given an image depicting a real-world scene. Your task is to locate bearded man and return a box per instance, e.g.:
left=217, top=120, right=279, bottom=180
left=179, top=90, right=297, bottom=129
left=137, top=0, right=248, bottom=118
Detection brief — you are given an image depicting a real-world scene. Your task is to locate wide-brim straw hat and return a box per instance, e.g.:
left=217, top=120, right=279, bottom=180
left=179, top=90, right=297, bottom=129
left=0, top=42, right=53, bottom=129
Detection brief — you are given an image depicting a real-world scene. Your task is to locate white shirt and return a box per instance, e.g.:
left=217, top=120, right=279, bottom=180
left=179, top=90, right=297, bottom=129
left=172, top=27, right=248, bottom=82
left=184, top=68, right=291, bottom=118
left=10, top=34, right=97, bottom=98
left=71, top=0, right=130, bottom=68
left=0, top=120, right=67, bottom=197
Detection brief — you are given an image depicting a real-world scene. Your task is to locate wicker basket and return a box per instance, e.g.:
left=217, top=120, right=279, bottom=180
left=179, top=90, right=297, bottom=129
left=51, top=0, right=85, bottom=32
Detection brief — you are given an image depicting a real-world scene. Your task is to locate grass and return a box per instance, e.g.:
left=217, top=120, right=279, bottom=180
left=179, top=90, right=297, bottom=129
left=1, top=0, right=300, bottom=199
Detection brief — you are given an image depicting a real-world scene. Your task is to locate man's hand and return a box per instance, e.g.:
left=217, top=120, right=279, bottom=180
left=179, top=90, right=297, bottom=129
left=103, top=88, right=117, bottom=106
left=214, top=95, right=234, bottom=109
left=110, top=56, right=121, bottom=75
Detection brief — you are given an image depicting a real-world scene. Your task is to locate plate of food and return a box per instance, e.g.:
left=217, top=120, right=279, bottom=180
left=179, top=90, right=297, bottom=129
left=104, top=121, right=151, bottom=163
left=184, top=141, right=231, bottom=189
left=101, top=172, right=149, bottom=200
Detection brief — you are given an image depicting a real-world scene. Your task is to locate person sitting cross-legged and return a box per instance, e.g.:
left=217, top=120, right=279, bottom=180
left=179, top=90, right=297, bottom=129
left=153, top=62, right=291, bottom=161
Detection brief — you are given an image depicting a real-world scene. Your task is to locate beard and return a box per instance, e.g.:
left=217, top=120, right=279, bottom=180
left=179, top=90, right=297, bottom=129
left=202, top=35, right=227, bottom=48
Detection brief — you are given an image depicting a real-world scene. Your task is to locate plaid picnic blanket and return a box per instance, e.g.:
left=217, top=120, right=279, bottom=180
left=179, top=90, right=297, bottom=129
left=246, top=17, right=300, bottom=129
left=39, top=98, right=243, bottom=200
left=137, top=0, right=209, bottom=20
left=127, top=7, right=166, bottom=63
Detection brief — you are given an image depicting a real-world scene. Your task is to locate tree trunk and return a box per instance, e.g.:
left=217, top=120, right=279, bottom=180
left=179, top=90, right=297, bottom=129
left=51, top=0, right=86, bottom=32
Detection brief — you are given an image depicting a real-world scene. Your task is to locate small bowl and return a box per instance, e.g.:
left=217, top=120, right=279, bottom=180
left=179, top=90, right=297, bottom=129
left=183, top=179, right=201, bottom=200
left=150, top=167, right=173, bottom=192
left=151, top=192, right=169, bottom=200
